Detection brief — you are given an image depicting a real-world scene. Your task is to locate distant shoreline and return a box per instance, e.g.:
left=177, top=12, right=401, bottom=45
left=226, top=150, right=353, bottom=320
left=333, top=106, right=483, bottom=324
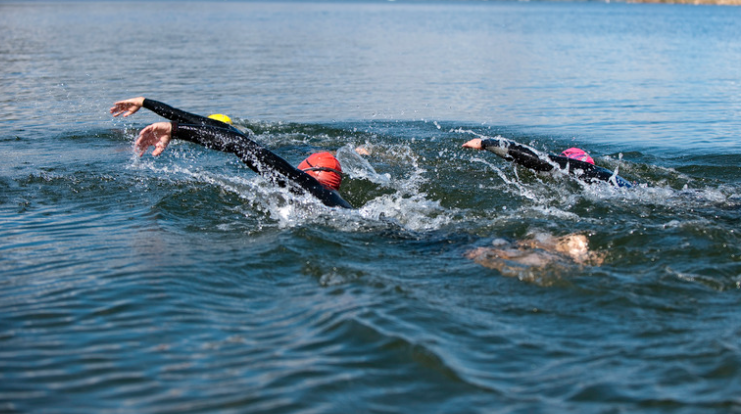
left=630, top=0, right=740, bottom=5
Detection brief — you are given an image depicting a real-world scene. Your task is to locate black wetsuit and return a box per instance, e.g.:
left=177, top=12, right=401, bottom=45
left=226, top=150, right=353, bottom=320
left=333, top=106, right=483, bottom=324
left=142, top=99, right=352, bottom=208
left=480, top=137, right=633, bottom=188
left=143, top=98, right=240, bottom=131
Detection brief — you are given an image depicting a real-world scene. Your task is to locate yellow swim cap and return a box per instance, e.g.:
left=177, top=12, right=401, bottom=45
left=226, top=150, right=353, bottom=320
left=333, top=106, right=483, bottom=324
left=208, top=113, right=233, bottom=125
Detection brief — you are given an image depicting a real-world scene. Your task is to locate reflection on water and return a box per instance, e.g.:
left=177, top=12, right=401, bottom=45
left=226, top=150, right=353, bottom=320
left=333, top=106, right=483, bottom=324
left=466, top=232, right=605, bottom=284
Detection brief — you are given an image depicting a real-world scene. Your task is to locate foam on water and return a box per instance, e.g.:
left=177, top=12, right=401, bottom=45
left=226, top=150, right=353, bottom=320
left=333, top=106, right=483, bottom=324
left=126, top=133, right=459, bottom=235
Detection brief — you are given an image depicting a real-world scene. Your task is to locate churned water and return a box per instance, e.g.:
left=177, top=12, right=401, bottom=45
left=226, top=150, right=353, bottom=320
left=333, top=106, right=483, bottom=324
left=1, top=1, right=740, bottom=413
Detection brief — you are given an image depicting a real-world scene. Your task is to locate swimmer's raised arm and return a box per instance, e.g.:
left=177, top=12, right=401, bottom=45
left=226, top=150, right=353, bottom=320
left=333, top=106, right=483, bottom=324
left=111, top=97, right=235, bottom=130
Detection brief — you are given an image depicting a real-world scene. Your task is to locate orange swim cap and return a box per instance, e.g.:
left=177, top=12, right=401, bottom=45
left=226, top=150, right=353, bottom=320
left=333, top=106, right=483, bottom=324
left=298, top=152, right=343, bottom=191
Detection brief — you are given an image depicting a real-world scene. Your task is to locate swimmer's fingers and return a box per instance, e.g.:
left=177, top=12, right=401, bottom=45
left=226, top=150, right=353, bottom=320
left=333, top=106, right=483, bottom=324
left=135, top=122, right=172, bottom=157
left=110, top=102, right=139, bottom=117
left=462, top=138, right=483, bottom=150
left=134, top=126, right=155, bottom=156
left=355, top=146, right=371, bottom=156
left=110, top=97, right=145, bottom=117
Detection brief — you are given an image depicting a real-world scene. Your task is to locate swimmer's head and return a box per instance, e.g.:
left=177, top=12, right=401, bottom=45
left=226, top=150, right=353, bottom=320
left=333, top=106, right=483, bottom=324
left=298, top=152, right=343, bottom=191
left=561, top=148, right=594, bottom=165
left=208, top=113, right=233, bottom=125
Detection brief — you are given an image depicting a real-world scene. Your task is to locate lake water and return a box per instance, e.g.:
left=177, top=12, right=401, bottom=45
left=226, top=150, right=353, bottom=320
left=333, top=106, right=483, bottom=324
left=1, top=1, right=740, bottom=413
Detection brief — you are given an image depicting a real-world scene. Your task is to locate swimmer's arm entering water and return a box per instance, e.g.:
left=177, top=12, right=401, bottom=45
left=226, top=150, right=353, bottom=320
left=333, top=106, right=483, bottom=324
left=135, top=122, right=352, bottom=209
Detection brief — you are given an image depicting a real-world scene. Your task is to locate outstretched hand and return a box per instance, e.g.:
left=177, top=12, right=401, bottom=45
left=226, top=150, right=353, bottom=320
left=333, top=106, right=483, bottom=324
left=135, top=122, right=172, bottom=157
left=462, top=138, right=483, bottom=150
left=110, top=97, right=145, bottom=117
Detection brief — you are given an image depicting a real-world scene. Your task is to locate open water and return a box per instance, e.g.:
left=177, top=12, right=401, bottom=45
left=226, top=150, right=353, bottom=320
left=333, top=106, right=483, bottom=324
left=1, top=1, right=741, bottom=413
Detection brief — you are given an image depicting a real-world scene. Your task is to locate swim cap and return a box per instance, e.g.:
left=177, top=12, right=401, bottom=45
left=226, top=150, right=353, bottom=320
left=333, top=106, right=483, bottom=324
left=561, top=148, right=594, bottom=165
left=298, top=152, right=343, bottom=191
left=208, top=113, right=233, bottom=125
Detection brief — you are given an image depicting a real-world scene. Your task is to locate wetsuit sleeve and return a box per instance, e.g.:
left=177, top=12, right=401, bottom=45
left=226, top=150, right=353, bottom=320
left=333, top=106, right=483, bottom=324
left=172, top=123, right=353, bottom=208
left=480, top=138, right=632, bottom=188
left=142, top=98, right=233, bottom=129
left=481, top=138, right=554, bottom=172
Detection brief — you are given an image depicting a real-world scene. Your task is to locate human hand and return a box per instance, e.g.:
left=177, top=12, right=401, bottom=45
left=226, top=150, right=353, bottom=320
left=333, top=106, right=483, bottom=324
left=110, top=97, right=145, bottom=117
left=355, top=146, right=371, bottom=156
left=135, top=122, right=172, bottom=157
left=462, top=139, right=483, bottom=150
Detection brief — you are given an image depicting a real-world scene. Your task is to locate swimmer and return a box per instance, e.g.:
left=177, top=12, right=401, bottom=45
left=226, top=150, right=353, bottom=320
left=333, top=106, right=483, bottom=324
left=465, top=232, right=605, bottom=277
left=462, top=137, right=633, bottom=187
left=110, top=97, right=352, bottom=209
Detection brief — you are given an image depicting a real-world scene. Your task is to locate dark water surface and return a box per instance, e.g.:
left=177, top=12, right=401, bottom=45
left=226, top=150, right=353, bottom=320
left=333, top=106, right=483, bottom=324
left=2, top=1, right=740, bottom=413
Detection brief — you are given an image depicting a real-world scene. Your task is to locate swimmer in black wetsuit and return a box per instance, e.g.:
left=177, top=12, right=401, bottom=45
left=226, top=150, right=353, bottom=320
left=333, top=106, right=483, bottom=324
left=462, top=137, right=633, bottom=188
left=110, top=97, right=352, bottom=209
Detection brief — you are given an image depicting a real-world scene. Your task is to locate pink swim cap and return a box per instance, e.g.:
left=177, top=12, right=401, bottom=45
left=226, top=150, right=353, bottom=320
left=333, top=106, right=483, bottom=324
left=561, top=148, right=594, bottom=165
